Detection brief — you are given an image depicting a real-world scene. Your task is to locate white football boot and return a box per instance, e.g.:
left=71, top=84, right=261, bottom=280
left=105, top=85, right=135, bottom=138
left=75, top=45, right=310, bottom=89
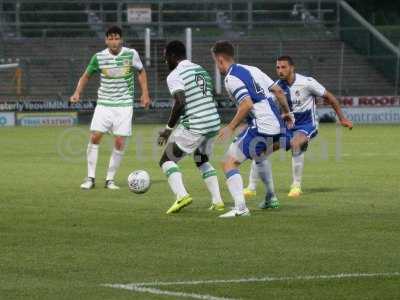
left=80, top=177, right=95, bottom=190
left=105, top=180, right=120, bottom=190
left=219, top=207, right=250, bottom=218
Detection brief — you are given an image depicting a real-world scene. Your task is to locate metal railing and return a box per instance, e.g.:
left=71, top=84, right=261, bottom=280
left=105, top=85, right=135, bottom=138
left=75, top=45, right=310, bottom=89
left=1, top=1, right=399, bottom=101
left=339, top=1, right=400, bottom=95
left=0, top=0, right=339, bottom=38
left=1, top=35, right=399, bottom=102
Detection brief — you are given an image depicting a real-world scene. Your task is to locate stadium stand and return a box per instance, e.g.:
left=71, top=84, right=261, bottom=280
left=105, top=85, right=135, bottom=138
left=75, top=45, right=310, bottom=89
left=0, top=0, right=399, bottom=101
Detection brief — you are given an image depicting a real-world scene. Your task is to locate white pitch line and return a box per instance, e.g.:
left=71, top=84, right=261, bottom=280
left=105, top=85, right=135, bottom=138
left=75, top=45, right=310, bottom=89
left=104, top=284, right=238, bottom=300
left=105, top=272, right=400, bottom=288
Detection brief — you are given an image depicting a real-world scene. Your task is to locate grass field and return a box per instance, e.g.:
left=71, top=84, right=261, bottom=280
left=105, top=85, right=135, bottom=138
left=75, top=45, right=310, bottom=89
left=1, top=124, right=400, bottom=300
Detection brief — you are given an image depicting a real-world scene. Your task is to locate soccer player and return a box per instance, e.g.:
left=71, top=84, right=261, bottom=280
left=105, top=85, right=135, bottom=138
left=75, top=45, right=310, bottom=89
left=211, top=41, right=293, bottom=218
left=70, top=26, right=150, bottom=190
left=158, top=40, right=224, bottom=214
left=244, top=56, right=353, bottom=198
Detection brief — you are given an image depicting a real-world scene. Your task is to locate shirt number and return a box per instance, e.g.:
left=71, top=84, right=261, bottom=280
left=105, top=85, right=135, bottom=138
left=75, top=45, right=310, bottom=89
left=195, top=74, right=207, bottom=96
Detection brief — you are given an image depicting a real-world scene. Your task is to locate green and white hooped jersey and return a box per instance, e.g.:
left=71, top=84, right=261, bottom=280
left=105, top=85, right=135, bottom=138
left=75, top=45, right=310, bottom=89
left=86, top=47, right=143, bottom=107
left=167, top=60, right=221, bottom=136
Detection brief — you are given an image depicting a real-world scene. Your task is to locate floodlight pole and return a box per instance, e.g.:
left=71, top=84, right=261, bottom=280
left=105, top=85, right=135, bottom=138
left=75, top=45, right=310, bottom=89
left=338, top=42, right=344, bottom=97
left=185, top=28, right=192, bottom=61
left=145, top=28, right=151, bottom=67
left=215, top=63, right=222, bottom=95
left=395, top=42, right=400, bottom=97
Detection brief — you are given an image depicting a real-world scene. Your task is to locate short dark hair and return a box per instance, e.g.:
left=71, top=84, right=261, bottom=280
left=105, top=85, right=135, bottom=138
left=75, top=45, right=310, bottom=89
left=165, top=40, right=186, bottom=60
left=106, top=26, right=122, bottom=37
left=277, top=55, right=294, bottom=65
left=211, top=40, right=234, bottom=58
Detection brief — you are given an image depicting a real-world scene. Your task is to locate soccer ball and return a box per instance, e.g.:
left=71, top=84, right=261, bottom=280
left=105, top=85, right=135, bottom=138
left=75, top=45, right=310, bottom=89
left=127, top=170, right=151, bottom=194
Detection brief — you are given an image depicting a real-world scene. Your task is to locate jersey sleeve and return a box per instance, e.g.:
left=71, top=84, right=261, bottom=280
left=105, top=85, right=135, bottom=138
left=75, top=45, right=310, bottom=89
left=307, top=77, right=326, bottom=97
left=167, top=72, right=185, bottom=96
left=224, top=75, right=250, bottom=104
left=131, top=49, right=144, bottom=71
left=261, top=73, right=275, bottom=91
left=86, top=54, right=99, bottom=76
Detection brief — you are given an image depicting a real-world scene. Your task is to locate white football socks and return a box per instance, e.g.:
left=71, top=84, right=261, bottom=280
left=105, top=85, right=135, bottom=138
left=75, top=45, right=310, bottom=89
left=199, top=162, right=222, bottom=204
left=292, top=153, right=305, bottom=186
left=87, top=143, right=99, bottom=179
left=106, top=148, right=124, bottom=181
left=226, top=170, right=247, bottom=211
left=162, top=161, right=188, bottom=199
left=247, top=160, right=259, bottom=191
left=255, top=159, right=275, bottom=197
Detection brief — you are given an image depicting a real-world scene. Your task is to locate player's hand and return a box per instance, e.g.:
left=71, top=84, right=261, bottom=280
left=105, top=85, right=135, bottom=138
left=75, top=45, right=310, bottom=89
left=70, top=92, right=80, bottom=103
left=140, top=93, right=151, bottom=109
left=340, top=117, right=353, bottom=130
left=217, top=125, right=234, bottom=142
left=282, top=112, right=295, bottom=129
left=158, top=128, right=172, bottom=146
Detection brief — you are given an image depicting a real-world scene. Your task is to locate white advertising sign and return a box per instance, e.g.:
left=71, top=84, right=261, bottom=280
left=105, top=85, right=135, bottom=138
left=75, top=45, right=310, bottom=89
left=0, top=112, right=15, bottom=127
left=318, top=107, right=400, bottom=124
left=127, top=5, right=152, bottom=24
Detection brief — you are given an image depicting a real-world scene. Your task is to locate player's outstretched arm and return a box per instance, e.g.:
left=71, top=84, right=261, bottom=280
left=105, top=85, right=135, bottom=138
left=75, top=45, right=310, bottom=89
left=70, top=71, right=90, bottom=103
left=270, top=84, right=294, bottom=128
left=157, top=91, right=185, bottom=146
left=138, top=69, right=151, bottom=109
left=323, top=90, right=353, bottom=129
left=218, top=97, right=253, bottom=141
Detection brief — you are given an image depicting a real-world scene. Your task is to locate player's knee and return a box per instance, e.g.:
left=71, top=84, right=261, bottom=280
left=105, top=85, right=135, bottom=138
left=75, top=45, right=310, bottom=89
left=194, top=152, right=209, bottom=168
left=222, top=157, right=237, bottom=173
left=290, top=139, right=300, bottom=151
left=159, top=143, right=184, bottom=167
left=300, top=141, right=309, bottom=153
left=291, top=139, right=308, bottom=156
left=114, top=137, right=125, bottom=151
left=90, top=132, right=102, bottom=144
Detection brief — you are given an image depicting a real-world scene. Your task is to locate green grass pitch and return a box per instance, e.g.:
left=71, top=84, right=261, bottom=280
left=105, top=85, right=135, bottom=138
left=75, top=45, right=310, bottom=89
left=1, top=124, right=400, bottom=299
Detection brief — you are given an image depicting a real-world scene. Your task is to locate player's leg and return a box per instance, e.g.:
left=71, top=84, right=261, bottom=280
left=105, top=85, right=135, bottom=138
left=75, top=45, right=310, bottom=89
left=289, top=131, right=309, bottom=197
left=244, top=134, right=286, bottom=199
left=219, top=154, right=249, bottom=218
left=246, top=133, right=280, bottom=209
left=81, top=131, right=103, bottom=189
left=104, top=106, right=133, bottom=190
left=81, top=105, right=110, bottom=189
left=193, top=139, right=224, bottom=211
left=104, top=135, right=126, bottom=190
left=159, top=142, right=191, bottom=214
left=160, top=126, right=209, bottom=214
left=219, top=128, right=253, bottom=218
left=244, top=160, right=258, bottom=198
left=256, top=158, right=279, bottom=209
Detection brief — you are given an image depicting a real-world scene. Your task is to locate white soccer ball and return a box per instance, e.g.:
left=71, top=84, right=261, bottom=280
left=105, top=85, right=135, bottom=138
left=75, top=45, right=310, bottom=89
left=127, top=170, right=151, bottom=194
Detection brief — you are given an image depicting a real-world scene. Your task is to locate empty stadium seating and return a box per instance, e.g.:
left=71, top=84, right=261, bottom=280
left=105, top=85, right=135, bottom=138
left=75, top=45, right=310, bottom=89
left=0, top=36, right=396, bottom=101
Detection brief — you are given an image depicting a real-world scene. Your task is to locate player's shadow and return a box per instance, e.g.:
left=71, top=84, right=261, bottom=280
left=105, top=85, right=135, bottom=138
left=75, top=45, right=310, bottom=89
left=304, top=187, right=340, bottom=193
left=149, top=179, right=165, bottom=185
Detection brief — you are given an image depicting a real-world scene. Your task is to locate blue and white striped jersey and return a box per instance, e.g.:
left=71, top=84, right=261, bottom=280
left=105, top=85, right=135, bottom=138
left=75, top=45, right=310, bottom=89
left=224, top=64, right=282, bottom=135
left=277, top=73, right=326, bottom=126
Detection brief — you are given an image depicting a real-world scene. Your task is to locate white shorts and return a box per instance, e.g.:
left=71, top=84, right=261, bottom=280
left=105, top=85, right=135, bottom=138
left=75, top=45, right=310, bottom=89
left=170, top=125, right=215, bottom=156
left=90, top=105, right=133, bottom=136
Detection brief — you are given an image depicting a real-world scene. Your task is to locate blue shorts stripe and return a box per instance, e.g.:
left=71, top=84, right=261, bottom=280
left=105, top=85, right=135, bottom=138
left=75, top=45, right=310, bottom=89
left=233, top=127, right=281, bottom=160
left=292, top=123, right=318, bottom=139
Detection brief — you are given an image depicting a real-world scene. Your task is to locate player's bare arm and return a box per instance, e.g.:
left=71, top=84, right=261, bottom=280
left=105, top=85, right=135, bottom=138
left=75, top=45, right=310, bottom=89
left=138, top=68, right=151, bottom=108
left=218, top=97, right=253, bottom=141
left=270, top=84, right=294, bottom=129
left=158, top=91, right=185, bottom=146
left=323, top=90, right=353, bottom=129
left=70, top=71, right=91, bottom=103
